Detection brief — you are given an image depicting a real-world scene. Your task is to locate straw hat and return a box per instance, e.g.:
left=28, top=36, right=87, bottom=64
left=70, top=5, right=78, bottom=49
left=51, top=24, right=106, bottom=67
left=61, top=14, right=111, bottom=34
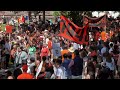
left=68, top=47, right=75, bottom=53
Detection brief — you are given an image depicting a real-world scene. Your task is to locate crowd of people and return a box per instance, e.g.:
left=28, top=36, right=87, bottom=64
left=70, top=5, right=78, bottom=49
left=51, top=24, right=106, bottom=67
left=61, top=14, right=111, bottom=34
left=0, top=15, right=120, bottom=79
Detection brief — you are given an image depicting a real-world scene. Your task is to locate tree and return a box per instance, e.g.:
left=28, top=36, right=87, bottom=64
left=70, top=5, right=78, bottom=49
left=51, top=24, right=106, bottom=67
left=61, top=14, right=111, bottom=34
left=53, top=11, right=93, bottom=27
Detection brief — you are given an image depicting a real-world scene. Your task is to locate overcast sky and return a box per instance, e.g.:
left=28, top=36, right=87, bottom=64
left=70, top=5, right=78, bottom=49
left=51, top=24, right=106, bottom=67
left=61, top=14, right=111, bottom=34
left=92, top=11, right=119, bottom=18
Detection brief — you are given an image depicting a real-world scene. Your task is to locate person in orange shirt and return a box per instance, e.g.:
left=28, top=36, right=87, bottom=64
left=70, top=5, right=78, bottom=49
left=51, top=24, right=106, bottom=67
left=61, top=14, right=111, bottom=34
left=17, top=65, right=34, bottom=79
left=101, top=30, right=106, bottom=42
left=61, top=46, right=69, bottom=62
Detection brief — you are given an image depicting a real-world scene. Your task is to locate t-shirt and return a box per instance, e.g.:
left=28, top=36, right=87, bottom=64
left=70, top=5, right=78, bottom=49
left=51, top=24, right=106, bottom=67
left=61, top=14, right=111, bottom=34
left=48, top=40, right=52, bottom=49
left=40, top=47, right=49, bottom=57
left=61, top=49, right=69, bottom=62
left=101, top=31, right=106, bottom=42
left=17, top=73, right=33, bottom=79
left=104, top=58, right=115, bottom=71
left=4, top=42, right=11, bottom=54
left=55, top=66, right=66, bottom=79
left=28, top=47, right=36, bottom=55
left=101, top=47, right=107, bottom=56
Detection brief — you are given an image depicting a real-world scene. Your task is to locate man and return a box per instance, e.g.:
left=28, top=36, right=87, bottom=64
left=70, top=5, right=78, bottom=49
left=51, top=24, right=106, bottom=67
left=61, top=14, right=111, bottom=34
left=61, top=45, right=69, bottom=62
left=101, top=42, right=108, bottom=56
left=10, top=45, right=17, bottom=64
left=4, top=39, right=11, bottom=68
left=14, top=47, right=28, bottom=68
left=28, top=43, right=36, bottom=59
left=28, top=57, right=35, bottom=75
left=17, top=64, right=33, bottom=79
left=70, top=50, right=83, bottom=79
left=62, top=53, right=72, bottom=79
left=54, top=59, right=66, bottom=79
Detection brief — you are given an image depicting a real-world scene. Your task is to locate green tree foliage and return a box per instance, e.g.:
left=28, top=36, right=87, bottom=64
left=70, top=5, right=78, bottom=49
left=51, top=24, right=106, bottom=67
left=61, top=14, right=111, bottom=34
left=53, top=11, right=93, bottom=27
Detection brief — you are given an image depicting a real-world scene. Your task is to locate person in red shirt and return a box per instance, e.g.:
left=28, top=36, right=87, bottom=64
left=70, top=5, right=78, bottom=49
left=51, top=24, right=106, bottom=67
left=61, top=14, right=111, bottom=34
left=95, top=31, right=100, bottom=41
left=48, top=37, right=52, bottom=60
left=40, top=44, right=49, bottom=60
left=17, top=65, right=34, bottom=79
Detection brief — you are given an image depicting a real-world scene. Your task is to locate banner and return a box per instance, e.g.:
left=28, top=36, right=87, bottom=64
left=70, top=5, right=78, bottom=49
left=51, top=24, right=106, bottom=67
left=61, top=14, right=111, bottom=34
left=6, top=25, right=12, bottom=33
left=83, top=14, right=107, bottom=28
left=58, top=15, right=89, bottom=45
left=52, top=43, right=61, bottom=57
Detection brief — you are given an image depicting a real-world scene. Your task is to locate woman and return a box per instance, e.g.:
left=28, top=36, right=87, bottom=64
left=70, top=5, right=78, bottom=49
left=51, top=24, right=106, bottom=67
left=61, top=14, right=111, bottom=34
left=85, top=61, right=96, bottom=79
left=40, top=44, right=49, bottom=60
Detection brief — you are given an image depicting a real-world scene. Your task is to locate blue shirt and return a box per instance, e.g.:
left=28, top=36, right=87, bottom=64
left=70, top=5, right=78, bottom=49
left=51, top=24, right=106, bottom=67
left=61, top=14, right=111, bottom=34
left=62, top=59, right=72, bottom=77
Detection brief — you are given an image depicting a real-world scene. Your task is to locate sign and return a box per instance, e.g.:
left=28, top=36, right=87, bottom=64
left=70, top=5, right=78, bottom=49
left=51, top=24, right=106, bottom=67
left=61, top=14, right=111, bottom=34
left=53, top=47, right=61, bottom=57
left=6, top=25, right=12, bottom=33
left=52, top=43, right=61, bottom=57
left=52, top=43, right=60, bottom=49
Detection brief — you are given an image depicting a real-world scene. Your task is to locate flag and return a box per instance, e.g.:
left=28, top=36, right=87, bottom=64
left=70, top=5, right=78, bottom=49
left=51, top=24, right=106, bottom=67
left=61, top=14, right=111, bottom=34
left=6, top=25, right=12, bottom=33
left=83, top=14, right=107, bottom=28
left=58, top=15, right=89, bottom=45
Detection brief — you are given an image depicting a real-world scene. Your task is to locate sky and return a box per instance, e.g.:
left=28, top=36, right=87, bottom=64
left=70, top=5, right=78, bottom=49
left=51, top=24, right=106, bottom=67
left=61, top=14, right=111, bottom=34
left=92, top=11, right=119, bottom=18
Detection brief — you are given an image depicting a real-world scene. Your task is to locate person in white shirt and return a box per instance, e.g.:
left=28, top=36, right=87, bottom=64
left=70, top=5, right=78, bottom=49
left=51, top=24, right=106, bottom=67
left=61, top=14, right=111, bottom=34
left=101, top=42, right=107, bottom=56
left=103, top=53, right=115, bottom=79
left=73, top=42, right=80, bottom=50
left=54, top=59, right=67, bottom=79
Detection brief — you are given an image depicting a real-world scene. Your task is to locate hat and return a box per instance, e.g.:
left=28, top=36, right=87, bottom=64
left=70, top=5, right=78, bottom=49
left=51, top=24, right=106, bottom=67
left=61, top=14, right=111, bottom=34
left=22, top=65, right=28, bottom=72
left=68, top=47, right=75, bottom=52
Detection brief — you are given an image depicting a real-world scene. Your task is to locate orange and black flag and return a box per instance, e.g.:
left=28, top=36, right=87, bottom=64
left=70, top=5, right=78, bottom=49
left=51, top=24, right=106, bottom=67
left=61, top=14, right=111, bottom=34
left=58, top=15, right=89, bottom=45
left=83, top=14, right=107, bottom=28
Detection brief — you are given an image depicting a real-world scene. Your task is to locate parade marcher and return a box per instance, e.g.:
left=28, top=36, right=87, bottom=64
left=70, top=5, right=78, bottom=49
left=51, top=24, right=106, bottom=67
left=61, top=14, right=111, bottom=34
left=17, top=64, right=34, bottom=79
left=70, top=50, right=83, bottom=79
left=14, top=47, right=28, bottom=68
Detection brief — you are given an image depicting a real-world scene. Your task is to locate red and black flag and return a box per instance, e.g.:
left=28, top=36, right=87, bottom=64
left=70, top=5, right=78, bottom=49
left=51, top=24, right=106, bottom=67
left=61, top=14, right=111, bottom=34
left=58, top=15, right=89, bottom=45
left=83, top=14, right=107, bottom=28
